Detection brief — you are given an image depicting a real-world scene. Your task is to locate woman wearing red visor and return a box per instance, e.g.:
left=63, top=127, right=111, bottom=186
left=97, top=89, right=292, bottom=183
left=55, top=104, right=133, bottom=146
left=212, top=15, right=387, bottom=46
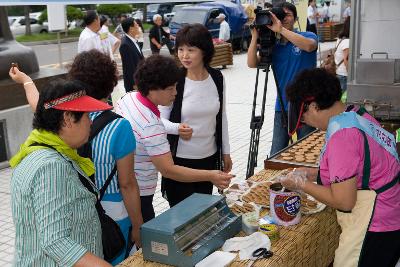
left=281, top=68, right=400, bottom=267
left=10, top=80, right=113, bottom=267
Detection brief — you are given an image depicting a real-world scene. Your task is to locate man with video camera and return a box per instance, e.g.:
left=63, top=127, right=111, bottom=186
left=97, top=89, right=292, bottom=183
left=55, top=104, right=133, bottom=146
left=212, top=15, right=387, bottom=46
left=247, top=2, right=318, bottom=155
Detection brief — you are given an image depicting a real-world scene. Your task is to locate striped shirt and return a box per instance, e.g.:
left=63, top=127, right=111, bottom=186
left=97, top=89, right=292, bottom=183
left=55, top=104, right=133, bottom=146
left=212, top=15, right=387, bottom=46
left=89, top=112, right=136, bottom=223
left=11, top=149, right=102, bottom=267
left=116, top=92, right=170, bottom=196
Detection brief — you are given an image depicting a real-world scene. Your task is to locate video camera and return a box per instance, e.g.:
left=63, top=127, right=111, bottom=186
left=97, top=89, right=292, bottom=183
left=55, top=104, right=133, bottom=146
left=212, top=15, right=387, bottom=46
left=252, top=6, right=286, bottom=67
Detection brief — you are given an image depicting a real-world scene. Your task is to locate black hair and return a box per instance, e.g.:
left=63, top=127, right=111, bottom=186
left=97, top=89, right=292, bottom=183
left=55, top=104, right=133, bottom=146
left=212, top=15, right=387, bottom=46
left=135, top=18, right=144, bottom=33
left=175, top=24, right=215, bottom=66
left=286, top=68, right=342, bottom=110
left=277, top=2, right=297, bottom=20
left=100, top=15, right=107, bottom=27
left=134, top=55, right=180, bottom=96
left=33, top=79, right=85, bottom=133
left=121, top=17, right=135, bottom=34
left=83, top=10, right=98, bottom=27
left=338, top=16, right=350, bottom=39
left=68, top=49, right=118, bottom=100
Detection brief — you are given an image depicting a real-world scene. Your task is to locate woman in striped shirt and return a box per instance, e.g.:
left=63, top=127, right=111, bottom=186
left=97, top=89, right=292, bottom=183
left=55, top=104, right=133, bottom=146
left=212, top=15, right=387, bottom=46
left=9, top=79, right=112, bottom=267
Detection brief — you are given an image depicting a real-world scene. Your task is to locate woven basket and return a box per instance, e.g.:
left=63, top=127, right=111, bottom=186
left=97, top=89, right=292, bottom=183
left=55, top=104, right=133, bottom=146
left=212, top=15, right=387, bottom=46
left=117, top=169, right=340, bottom=267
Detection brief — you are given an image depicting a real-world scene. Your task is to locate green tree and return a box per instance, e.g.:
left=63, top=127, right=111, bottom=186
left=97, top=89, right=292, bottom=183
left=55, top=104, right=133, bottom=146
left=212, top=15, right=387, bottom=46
left=97, top=4, right=132, bottom=19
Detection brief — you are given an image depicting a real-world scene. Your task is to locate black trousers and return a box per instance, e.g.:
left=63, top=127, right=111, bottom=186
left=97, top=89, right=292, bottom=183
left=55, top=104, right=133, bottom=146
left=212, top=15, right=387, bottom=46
left=140, top=195, right=155, bottom=223
left=306, top=23, right=317, bottom=35
left=162, top=153, right=218, bottom=207
left=151, top=37, right=174, bottom=55
left=358, top=229, right=400, bottom=267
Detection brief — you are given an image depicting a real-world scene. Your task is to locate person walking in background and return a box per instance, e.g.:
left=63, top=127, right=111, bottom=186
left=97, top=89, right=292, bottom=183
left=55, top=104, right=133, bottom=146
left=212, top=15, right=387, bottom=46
left=78, top=10, right=102, bottom=53
left=247, top=2, right=318, bottom=155
left=307, top=0, right=319, bottom=35
left=78, top=10, right=115, bottom=60
left=99, top=15, right=121, bottom=56
left=216, top=13, right=230, bottom=42
left=335, top=16, right=350, bottom=92
left=8, top=77, right=113, bottom=267
left=116, top=55, right=233, bottom=222
left=120, top=18, right=144, bottom=93
left=322, top=1, right=331, bottom=23
left=149, top=14, right=175, bottom=55
left=343, top=0, right=351, bottom=20
left=159, top=24, right=232, bottom=207
left=134, top=19, right=145, bottom=50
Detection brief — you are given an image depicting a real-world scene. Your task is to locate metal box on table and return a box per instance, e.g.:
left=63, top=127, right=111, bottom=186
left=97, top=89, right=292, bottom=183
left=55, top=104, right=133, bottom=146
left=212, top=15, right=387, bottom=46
left=141, top=193, right=241, bottom=267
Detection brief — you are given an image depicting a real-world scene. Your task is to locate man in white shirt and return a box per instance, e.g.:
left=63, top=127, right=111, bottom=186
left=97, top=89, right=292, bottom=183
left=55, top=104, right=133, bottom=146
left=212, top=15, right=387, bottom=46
left=78, top=10, right=114, bottom=59
left=342, top=1, right=351, bottom=20
left=216, top=13, right=230, bottom=42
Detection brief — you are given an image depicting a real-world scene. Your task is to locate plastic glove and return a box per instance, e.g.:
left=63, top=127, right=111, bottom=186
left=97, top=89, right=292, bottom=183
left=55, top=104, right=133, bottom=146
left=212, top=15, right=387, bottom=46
left=279, top=169, right=307, bottom=193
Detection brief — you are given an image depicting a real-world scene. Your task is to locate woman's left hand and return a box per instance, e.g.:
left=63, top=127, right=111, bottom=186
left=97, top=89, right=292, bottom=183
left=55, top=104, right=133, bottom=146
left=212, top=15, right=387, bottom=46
left=222, top=154, right=232, bottom=173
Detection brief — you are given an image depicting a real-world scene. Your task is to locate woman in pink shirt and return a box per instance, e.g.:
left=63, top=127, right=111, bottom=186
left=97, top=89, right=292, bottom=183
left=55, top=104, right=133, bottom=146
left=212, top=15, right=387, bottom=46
left=282, top=68, right=400, bottom=267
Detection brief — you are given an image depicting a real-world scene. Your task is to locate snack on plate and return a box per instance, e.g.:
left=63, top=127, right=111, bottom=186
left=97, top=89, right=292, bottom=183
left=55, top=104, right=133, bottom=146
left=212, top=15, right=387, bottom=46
left=300, top=194, right=325, bottom=214
left=230, top=202, right=255, bottom=215
left=241, top=181, right=273, bottom=206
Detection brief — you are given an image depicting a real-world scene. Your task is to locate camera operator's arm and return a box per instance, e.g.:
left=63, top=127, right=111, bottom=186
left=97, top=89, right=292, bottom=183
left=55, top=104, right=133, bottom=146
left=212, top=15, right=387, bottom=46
left=268, top=13, right=317, bottom=52
left=247, top=28, right=260, bottom=68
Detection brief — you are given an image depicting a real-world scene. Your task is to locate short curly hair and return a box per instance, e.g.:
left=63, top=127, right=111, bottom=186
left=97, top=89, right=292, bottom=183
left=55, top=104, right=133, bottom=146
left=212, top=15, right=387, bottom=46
left=134, top=55, right=180, bottom=96
left=286, top=68, right=342, bottom=110
left=33, top=79, right=85, bottom=133
left=67, top=49, right=118, bottom=100
left=175, top=24, right=215, bottom=66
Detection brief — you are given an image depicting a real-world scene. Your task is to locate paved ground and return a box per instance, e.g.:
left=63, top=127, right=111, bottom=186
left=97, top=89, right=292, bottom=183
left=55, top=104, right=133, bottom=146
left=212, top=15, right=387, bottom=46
left=0, top=41, right=336, bottom=266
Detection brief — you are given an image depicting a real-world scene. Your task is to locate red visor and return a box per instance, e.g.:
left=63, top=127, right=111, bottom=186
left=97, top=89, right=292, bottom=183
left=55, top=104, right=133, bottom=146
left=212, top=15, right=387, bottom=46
left=44, top=90, right=112, bottom=112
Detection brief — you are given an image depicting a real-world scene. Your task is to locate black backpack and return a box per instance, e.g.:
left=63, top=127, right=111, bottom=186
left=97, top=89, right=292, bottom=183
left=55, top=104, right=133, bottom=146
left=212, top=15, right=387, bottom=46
left=77, top=110, right=127, bottom=262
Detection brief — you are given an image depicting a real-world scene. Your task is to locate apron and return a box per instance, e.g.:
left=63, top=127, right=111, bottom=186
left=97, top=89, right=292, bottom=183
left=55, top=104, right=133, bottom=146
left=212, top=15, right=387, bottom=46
left=316, top=107, right=400, bottom=267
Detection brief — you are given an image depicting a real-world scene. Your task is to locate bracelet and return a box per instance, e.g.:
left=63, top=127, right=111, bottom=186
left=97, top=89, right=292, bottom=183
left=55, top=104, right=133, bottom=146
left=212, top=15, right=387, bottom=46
left=23, top=81, right=34, bottom=86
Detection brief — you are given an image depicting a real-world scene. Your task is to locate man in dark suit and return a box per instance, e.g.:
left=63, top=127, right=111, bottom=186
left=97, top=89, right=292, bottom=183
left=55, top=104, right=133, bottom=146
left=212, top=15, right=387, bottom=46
left=120, top=17, right=144, bottom=92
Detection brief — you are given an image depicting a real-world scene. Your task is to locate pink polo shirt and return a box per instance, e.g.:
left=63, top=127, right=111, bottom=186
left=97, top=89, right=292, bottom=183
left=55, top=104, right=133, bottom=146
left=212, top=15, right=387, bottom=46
left=319, top=112, right=400, bottom=232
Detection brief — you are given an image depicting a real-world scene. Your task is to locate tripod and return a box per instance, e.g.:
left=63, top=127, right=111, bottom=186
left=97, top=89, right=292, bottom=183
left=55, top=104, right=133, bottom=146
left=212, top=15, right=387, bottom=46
left=245, top=61, right=288, bottom=178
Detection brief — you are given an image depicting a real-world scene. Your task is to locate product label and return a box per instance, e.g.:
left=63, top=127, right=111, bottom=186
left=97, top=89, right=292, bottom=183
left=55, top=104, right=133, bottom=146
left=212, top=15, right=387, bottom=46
left=283, top=195, right=301, bottom=216
left=151, top=241, right=169, bottom=256
left=274, top=194, right=301, bottom=222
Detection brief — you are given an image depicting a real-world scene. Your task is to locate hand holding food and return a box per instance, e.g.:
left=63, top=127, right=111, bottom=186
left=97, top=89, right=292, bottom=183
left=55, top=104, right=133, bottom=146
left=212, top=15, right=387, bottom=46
left=210, top=170, right=234, bottom=190
left=279, top=169, right=307, bottom=192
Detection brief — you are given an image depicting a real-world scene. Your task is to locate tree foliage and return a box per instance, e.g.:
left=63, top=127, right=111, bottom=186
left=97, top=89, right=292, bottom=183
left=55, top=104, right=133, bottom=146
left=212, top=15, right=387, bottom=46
left=97, top=4, right=132, bottom=18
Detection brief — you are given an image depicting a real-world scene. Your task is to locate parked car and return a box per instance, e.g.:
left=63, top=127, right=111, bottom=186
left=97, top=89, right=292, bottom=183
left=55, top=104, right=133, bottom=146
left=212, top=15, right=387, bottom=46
left=146, top=3, right=175, bottom=24
left=170, top=1, right=251, bottom=50
left=8, top=16, right=20, bottom=26
left=163, top=4, right=192, bottom=26
left=132, top=10, right=144, bottom=21
left=10, top=16, right=48, bottom=36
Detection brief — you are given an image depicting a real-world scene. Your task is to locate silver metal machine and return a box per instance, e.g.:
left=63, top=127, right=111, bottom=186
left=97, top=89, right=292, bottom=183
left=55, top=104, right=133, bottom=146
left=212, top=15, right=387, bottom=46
left=141, top=193, right=241, bottom=267
left=347, top=0, right=400, bottom=121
